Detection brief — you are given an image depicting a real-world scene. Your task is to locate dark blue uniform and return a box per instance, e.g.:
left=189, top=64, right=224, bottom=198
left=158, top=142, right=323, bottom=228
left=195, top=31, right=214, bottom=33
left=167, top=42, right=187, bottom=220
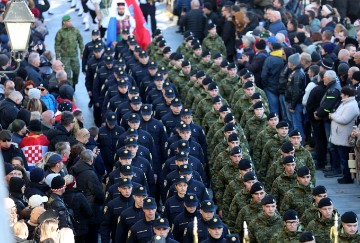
left=92, top=65, right=114, bottom=108
left=183, top=218, right=230, bottom=242
left=188, top=122, right=207, bottom=158
left=131, top=62, right=150, bottom=87
left=115, top=205, right=145, bottom=243
left=131, top=156, right=156, bottom=197
left=167, top=138, right=205, bottom=164
left=98, top=124, right=125, bottom=173
left=166, top=178, right=210, bottom=202
left=105, top=181, right=142, bottom=204
left=115, top=39, right=129, bottom=59
left=161, top=112, right=182, bottom=137
left=100, top=194, right=134, bottom=243
left=154, top=102, right=172, bottom=120
left=115, top=100, right=132, bottom=124
left=162, top=194, right=184, bottom=226
left=146, top=87, right=162, bottom=104
left=106, top=89, right=129, bottom=112
left=106, top=165, right=148, bottom=191
left=172, top=209, right=201, bottom=243
left=116, top=145, right=153, bottom=166
left=126, top=218, right=155, bottom=243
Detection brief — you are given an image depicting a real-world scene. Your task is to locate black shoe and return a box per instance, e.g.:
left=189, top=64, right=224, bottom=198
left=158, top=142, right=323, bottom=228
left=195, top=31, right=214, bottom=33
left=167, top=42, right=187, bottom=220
left=324, top=170, right=342, bottom=178
left=48, top=11, right=54, bottom=15
left=88, top=101, right=93, bottom=108
left=176, top=30, right=183, bottom=33
left=75, top=8, right=79, bottom=11
left=337, top=177, right=354, bottom=184
left=71, top=5, right=76, bottom=8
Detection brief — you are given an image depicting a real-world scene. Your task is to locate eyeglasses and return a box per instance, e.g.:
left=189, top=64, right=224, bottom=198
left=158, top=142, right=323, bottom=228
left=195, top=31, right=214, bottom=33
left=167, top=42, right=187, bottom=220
left=286, top=221, right=298, bottom=225
left=2, top=139, right=11, bottom=142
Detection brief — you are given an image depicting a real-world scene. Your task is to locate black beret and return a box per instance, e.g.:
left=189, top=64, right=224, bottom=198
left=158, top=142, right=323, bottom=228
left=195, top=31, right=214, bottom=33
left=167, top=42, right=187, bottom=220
left=220, top=60, right=229, bottom=67
left=201, top=50, right=211, bottom=57
left=276, top=121, right=289, bottom=129
left=267, top=112, right=278, bottom=120
left=243, top=171, right=257, bottom=182
left=288, top=129, right=301, bottom=137
left=207, top=82, right=218, bottom=91
left=253, top=101, right=264, bottom=109
left=196, top=70, right=205, bottom=78
left=283, top=209, right=298, bottom=221
left=182, top=60, right=190, bottom=67
left=299, top=232, right=315, bottom=242
left=227, top=133, right=239, bottom=142
left=243, top=81, right=254, bottom=89
left=212, top=96, right=222, bottom=104
left=219, top=105, right=230, bottom=113
left=312, top=185, right=327, bottom=196
left=251, top=92, right=261, bottom=100
left=224, top=123, right=236, bottom=132
left=318, top=197, right=333, bottom=208
left=237, top=158, right=251, bottom=170
left=281, top=141, right=294, bottom=153
left=297, top=166, right=310, bottom=177
left=202, top=77, right=213, bottom=86
left=261, top=195, right=276, bottom=205
left=282, top=155, right=295, bottom=164
left=224, top=113, right=235, bottom=123
left=250, top=181, right=264, bottom=194
left=230, top=146, right=242, bottom=156
left=341, top=211, right=358, bottom=223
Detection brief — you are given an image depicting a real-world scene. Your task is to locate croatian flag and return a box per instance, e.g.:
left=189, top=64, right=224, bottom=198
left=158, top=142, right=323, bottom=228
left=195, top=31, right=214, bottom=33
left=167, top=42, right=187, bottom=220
left=126, top=0, right=152, bottom=50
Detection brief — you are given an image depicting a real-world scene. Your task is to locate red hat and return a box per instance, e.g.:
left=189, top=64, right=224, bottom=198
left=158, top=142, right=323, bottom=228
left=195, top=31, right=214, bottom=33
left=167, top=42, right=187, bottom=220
left=31, top=8, right=40, bottom=19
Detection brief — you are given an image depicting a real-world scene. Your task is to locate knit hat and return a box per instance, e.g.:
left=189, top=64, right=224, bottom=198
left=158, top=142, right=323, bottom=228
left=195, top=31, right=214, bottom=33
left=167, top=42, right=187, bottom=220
left=28, top=195, right=48, bottom=208
left=30, top=206, right=46, bottom=224
left=9, top=177, right=25, bottom=193
left=352, top=71, right=360, bottom=82
left=288, top=53, right=301, bottom=66
left=16, top=109, right=31, bottom=126
left=311, top=51, right=321, bottom=63
left=59, top=84, right=75, bottom=100
left=30, top=167, right=45, bottom=183
left=28, top=88, right=41, bottom=99
left=320, top=57, right=334, bottom=70
left=51, top=175, right=66, bottom=191
left=0, top=54, right=9, bottom=66
left=337, top=63, right=350, bottom=75
left=45, top=173, right=60, bottom=187
left=312, top=185, right=327, bottom=196
left=255, top=39, right=266, bottom=50
left=323, top=42, right=336, bottom=54
left=299, top=232, right=315, bottom=242
left=283, top=209, right=298, bottom=221
left=318, top=197, right=333, bottom=208
left=272, top=42, right=282, bottom=50
left=4, top=163, right=14, bottom=175
left=9, top=119, right=25, bottom=133
left=28, top=119, right=42, bottom=132
left=341, top=211, right=358, bottom=223
left=295, top=32, right=306, bottom=43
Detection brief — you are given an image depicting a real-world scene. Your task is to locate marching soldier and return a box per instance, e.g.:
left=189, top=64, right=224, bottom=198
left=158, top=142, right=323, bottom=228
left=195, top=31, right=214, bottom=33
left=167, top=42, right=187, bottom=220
left=270, top=209, right=304, bottom=243
left=338, top=211, right=360, bottom=242
left=301, top=185, right=328, bottom=227
left=202, top=23, right=226, bottom=57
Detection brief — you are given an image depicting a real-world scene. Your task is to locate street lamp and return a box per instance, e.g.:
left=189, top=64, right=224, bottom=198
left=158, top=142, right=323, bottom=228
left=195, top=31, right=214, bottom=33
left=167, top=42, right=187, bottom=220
left=2, top=0, right=35, bottom=73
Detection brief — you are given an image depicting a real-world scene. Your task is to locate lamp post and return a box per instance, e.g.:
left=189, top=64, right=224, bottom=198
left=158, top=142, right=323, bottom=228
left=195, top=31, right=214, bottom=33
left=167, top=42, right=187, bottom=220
left=2, top=0, right=34, bottom=73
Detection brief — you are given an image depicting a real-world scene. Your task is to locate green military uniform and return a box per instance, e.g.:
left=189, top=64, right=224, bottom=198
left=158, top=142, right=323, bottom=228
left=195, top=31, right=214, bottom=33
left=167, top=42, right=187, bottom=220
left=206, top=119, right=223, bottom=143
left=183, top=46, right=193, bottom=60
left=270, top=172, right=298, bottom=209
left=213, top=70, right=228, bottom=84
left=281, top=183, right=313, bottom=217
left=191, top=88, right=207, bottom=112
left=185, top=82, right=202, bottom=108
left=194, top=95, right=227, bottom=129
left=214, top=162, right=239, bottom=208
left=206, top=63, right=221, bottom=78
left=188, top=54, right=202, bottom=69
left=295, top=146, right=316, bottom=185
left=301, top=206, right=339, bottom=228
left=211, top=139, right=250, bottom=163
left=202, top=33, right=227, bottom=57
left=270, top=226, right=304, bottom=243
left=266, top=157, right=304, bottom=189
left=248, top=212, right=283, bottom=243
left=158, top=57, right=170, bottom=69
left=222, top=176, right=245, bottom=220
left=234, top=200, right=263, bottom=236
left=176, top=42, right=186, bottom=54
left=227, top=189, right=251, bottom=231
left=230, top=86, right=267, bottom=108
left=240, top=102, right=270, bottom=129
left=147, top=38, right=158, bottom=57
left=232, top=95, right=253, bottom=122
left=244, top=114, right=267, bottom=152
left=306, top=215, right=339, bottom=243
left=197, top=60, right=213, bottom=72
left=153, top=50, right=164, bottom=63
left=219, top=74, right=239, bottom=100
left=252, top=126, right=277, bottom=169
left=210, top=153, right=229, bottom=184
left=168, top=65, right=181, bottom=82
left=55, top=19, right=84, bottom=87
left=173, top=70, right=190, bottom=99
left=258, top=134, right=289, bottom=181
left=337, top=228, right=360, bottom=243
left=202, top=109, right=219, bottom=134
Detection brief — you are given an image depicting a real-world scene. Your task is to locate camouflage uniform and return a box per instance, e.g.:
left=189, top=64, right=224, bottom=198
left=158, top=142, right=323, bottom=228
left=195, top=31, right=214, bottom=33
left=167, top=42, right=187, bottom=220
left=227, top=189, right=251, bottom=231
left=232, top=95, right=253, bottom=122
left=306, top=216, right=339, bottom=243
left=258, top=134, right=289, bottom=181
left=222, top=175, right=245, bottom=220
left=231, top=86, right=267, bottom=108
left=266, top=157, right=304, bottom=190
left=153, top=50, right=164, bottom=63
left=188, top=54, right=202, bottom=69
left=197, top=60, right=213, bottom=72
left=194, top=95, right=227, bottom=125
left=191, top=88, right=208, bottom=112
left=202, top=34, right=227, bottom=57
left=281, top=183, right=313, bottom=217
left=213, top=70, right=228, bottom=84
left=206, top=64, right=221, bottom=78
left=168, top=65, right=181, bottom=82
left=240, top=103, right=270, bottom=129
left=244, top=114, right=267, bottom=152
left=270, top=226, right=304, bottom=243
left=211, top=140, right=250, bottom=163
left=55, top=24, right=84, bottom=87
left=176, top=42, right=187, bottom=54
left=219, top=75, right=239, bottom=100
left=234, top=200, right=263, bottom=236
left=183, top=46, right=193, bottom=60
left=214, top=162, right=240, bottom=209
left=248, top=212, right=283, bottom=243
left=270, top=171, right=298, bottom=209
left=252, top=126, right=277, bottom=169
left=185, top=82, right=202, bottom=108
left=295, top=146, right=316, bottom=185
left=337, top=228, right=360, bottom=243
left=147, top=39, right=157, bottom=57
left=158, top=58, right=170, bottom=70
left=173, top=70, right=190, bottom=99
left=202, top=109, right=219, bottom=134
left=206, top=119, right=223, bottom=143
left=301, top=206, right=339, bottom=228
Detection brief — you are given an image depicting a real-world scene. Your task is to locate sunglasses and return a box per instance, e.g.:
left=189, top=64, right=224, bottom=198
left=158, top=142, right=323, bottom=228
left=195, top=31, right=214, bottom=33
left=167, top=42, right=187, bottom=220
left=38, top=88, right=46, bottom=91
left=2, top=139, right=11, bottom=142
left=117, top=2, right=125, bottom=6
left=25, top=87, right=32, bottom=91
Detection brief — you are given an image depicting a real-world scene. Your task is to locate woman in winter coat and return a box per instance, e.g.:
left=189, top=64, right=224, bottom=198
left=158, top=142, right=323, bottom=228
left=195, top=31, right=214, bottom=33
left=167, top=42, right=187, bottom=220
left=329, top=86, right=360, bottom=184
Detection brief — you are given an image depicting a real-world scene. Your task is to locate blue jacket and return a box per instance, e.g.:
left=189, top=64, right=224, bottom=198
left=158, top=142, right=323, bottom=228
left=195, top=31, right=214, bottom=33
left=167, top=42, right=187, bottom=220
left=269, top=19, right=287, bottom=35
left=261, top=49, right=285, bottom=94
left=41, top=93, right=57, bottom=112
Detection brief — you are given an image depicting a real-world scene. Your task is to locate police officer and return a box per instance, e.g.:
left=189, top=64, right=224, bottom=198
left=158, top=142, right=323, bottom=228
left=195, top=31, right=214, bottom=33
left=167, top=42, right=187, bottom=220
left=98, top=112, right=125, bottom=173
left=201, top=217, right=227, bottom=243
left=151, top=218, right=178, bottom=243
left=127, top=197, right=158, bottom=243
left=167, top=139, right=204, bottom=165
left=101, top=178, right=134, bottom=243
left=115, top=28, right=131, bottom=59
left=161, top=98, right=183, bottom=136
left=106, top=78, right=129, bottom=113
left=140, top=61, right=158, bottom=100
left=121, top=96, right=143, bottom=129
left=115, top=186, right=148, bottom=243
left=116, top=86, right=140, bottom=124
left=82, top=29, right=101, bottom=74
left=146, top=73, right=165, bottom=104
left=132, top=51, right=151, bottom=86
left=171, top=193, right=200, bottom=242
left=154, top=88, right=176, bottom=120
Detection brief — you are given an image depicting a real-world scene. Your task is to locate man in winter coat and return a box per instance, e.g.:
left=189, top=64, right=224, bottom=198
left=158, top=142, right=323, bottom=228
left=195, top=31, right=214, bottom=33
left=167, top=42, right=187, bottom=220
left=71, top=149, right=105, bottom=243
left=183, top=0, right=206, bottom=42
left=0, top=91, right=23, bottom=129
left=0, top=130, right=28, bottom=170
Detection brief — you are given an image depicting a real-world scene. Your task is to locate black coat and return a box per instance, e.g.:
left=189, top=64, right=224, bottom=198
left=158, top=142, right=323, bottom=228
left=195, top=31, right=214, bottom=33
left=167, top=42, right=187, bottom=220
left=63, top=188, right=93, bottom=236
left=46, top=123, right=77, bottom=151
left=24, top=182, right=49, bottom=199
left=184, top=8, right=207, bottom=41
left=221, top=19, right=236, bottom=57
left=306, top=81, right=327, bottom=121
left=71, top=160, right=105, bottom=225
left=0, top=98, right=20, bottom=129
left=2, top=146, right=28, bottom=170
left=24, top=64, right=43, bottom=86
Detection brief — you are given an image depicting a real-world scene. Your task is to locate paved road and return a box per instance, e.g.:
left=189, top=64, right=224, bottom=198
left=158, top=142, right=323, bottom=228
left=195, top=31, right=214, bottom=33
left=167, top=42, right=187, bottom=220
left=45, top=0, right=360, bottom=217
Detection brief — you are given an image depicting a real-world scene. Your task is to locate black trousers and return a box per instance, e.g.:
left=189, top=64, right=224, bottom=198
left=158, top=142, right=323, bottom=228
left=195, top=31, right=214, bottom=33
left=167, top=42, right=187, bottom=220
left=140, top=3, right=157, bottom=34
left=310, top=119, right=328, bottom=166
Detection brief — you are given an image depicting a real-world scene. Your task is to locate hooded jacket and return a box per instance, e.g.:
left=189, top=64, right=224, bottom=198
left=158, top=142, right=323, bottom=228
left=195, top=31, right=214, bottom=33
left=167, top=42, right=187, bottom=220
left=261, top=49, right=285, bottom=94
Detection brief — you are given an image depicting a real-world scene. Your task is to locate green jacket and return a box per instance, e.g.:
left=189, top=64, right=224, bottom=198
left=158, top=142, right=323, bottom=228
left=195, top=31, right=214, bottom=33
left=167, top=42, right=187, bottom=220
left=222, top=175, right=245, bottom=218
left=306, top=215, right=339, bottom=243
left=252, top=126, right=277, bottom=169
left=270, top=226, right=304, bottom=243
left=213, top=70, right=228, bottom=84
left=337, top=228, right=360, bottom=243
left=244, top=114, right=267, bottom=152
left=173, top=70, right=190, bottom=99
left=227, top=189, right=251, bottom=231
left=185, top=82, right=201, bottom=108
left=281, top=183, right=313, bottom=217
left=197, top=59, right=213, bottom=72
left=55, top=26, right=84, bottom=59
left=202, top=33, right=227, bottom=57
left=248, top=212, right=283, bottom=243
left=234, top=199, right=263, bottom=235
left=219, top=74, right=239, bottom=100
left=270, top=171, right=298, bottom=209
left=214, top=162, right=239, bottom=208
left=202, top=109, right=219, bottom=134
left=206, top=63, right=221, bottom=78
left=295, top=146, right=316, bottom=185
